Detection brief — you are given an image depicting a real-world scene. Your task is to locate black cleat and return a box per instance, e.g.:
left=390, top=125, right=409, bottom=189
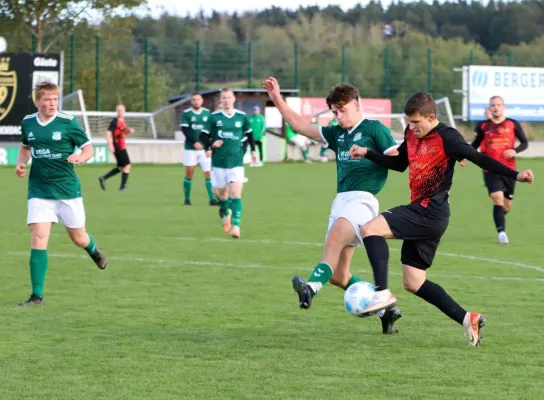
left=292, top=276, right=315, bottom=309
left=379, top=307, right=402, bottom=334
left=184, top=199, right=192, bottom=206
left=18, top=294, right=44, bottom=306
left=209, top=199, right=219, bottom=206
left=98, top=176, right=106, bottom=191
left=91, top=248, right=108, bottom=270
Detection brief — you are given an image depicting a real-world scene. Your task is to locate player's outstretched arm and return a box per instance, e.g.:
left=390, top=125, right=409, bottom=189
left=442, top=128, right=534, bottom=183
left=263, top=77, right=323, bottom=143
left=350, top=142, right=409, bottom=172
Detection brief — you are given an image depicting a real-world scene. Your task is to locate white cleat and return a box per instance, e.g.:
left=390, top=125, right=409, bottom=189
left=498, top=231, right=509, bottom=244
left=243, top=177, right=249, bottom=183
left=360, top=290, right=398, bottom=317
left=463, top=312, right=485, bottom=346
left=231, top=225, right=240, bottom=239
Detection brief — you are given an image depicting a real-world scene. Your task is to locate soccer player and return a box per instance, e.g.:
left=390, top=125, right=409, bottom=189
left=319, top=117, right=337, bottom=162
left=202, top=88, right=257, bottom=238
left=286, top=123, right=312, bottom=163
left=248, top=105, right=266, bottom=166
left=98, top=104, right=134, bottom=192
left=468, top=96, right=528, bottom=244
left=263, top=76, right=402, bottom=334
left=180, top=93, right=217, bottom=206
left=348, top=92, right=534, bottom=345
left=16, top=82, right=108, bottom=306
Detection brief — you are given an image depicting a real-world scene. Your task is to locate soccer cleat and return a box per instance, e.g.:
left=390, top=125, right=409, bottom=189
left=98, top=176, right=106, bottom=191
left=209, top=199, right=218, bottom=206
left=119, top=187, right=128, bottom=192
left=243, top=177, right=249, bottom=183
left=498, top=231, right=509, bottom=244
left=292, top=276, right=315, bottom=309
left=222, top=211, right=232, bottom=233
left=379, top=307, right=402, bottom=334
left=18, top=294, right=44, bottom=306
left=360, top=290, right=398, bottom=316
left=91, top=249, right=108, bottom=270
left=184, top=199, right=192, bottom=206
left=463, top=312, right=485, bottom=346
left=231, top=225, right=240, bottom=238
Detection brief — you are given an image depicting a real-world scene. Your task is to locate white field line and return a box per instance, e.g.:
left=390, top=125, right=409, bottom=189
left=6, top=251, right=544, bottom=283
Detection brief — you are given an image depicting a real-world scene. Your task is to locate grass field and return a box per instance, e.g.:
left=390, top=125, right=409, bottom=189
left=1, top=160, right=543, bottom=400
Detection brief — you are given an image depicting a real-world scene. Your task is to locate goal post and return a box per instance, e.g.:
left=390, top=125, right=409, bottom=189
left=61, top=90, right=91, bottom=137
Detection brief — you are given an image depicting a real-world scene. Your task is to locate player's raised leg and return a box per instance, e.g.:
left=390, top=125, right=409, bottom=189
left=292, top=218, right=355, bottom=308
left=360, top=215, right=399, bottom=313
left=19, top=222, right=52, bottom=306
left=59, top=198, right=108, bottom=269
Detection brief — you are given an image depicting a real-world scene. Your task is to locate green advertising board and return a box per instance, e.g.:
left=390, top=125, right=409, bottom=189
left=0, top=145, right=110, bottom=166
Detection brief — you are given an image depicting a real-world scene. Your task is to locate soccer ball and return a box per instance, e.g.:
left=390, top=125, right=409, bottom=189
left=344, top=281, right=376, bottom=317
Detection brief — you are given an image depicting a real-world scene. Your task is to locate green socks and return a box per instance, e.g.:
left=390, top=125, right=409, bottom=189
left=30, top=249, right=48, bottom=298
left=302, top=149, right=309, bottom=161
left=85, top=232, right=97, bottom=256
left=230, top=198, right=242, bottom=227
left=205, top=178, right=214, bottom=201
left=307, top=262, right=333, bottom=294
left=183, top=177, right=192, bottom=201
left=342, top=275, right=362, bottom=290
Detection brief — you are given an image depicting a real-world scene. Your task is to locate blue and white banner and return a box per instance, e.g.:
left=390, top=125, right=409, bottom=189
left=468, top=66, right=544, bottom=121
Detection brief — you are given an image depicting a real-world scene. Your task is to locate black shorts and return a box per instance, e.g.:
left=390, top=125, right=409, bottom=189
left=114, top=149, right=131, bottom=167
left=484, top=171, right=515, bottom=200
left=382, top=204, right=449, bottom=270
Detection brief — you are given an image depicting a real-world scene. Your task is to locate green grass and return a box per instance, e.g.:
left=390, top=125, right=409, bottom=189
left=1, top=160, right=543, bottom=400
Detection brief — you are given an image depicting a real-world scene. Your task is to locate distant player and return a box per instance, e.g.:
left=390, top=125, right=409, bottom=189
left=98, top=104, right=134, bottom=192
left=263, top=76, right=402, bottom=334
left=319, top=117, right=337, bottom=162
left=248, top=105, right=266, bottom=166
left=286, top=123, right=311, bottom=163
left=467, top=96, right=528, bottom=244
left=180, top=93, right=217, bottom=206
left=349, top=92, right=534, bottom=345
left=202, top=88, right=257, bottom=238
left=16, top=82, right=107, bottom=306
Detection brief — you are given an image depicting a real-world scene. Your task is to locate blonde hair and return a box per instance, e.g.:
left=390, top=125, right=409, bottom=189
left=34, top=81, right=60, bottom=100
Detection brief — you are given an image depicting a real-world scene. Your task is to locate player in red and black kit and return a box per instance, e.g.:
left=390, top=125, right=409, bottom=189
left=349, top=93, right=534, bottom=346
left=98, top=104, right=134, bottom=192
left=469, top=96, right=528, bottom=244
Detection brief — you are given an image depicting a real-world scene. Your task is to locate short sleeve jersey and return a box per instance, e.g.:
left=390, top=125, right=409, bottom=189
left=320, top=119, right=397, bottom=194
left=21, top=112, right=90, bottom=200
left=181, top=108, right=211, bottom=150
left=203, top=109, right=252, bottom=169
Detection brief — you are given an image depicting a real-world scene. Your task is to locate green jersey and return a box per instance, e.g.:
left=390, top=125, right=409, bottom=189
left=21, top=112, right=91, bottom=200
left=249, top=113, right=266, bottom=141
left=203, top=109, right=252, bottom=169
left=285, top=124, right=298, bottom=141
left=180, top=107, right=211, bottom=150
left=320, top=119, right=397, bottom=194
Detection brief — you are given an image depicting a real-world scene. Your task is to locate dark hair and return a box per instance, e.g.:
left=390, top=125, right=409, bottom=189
left=404, top=92, right=436, bottom=116
left=326, top=84, right=359, bottom=109
left=191, top=92, right=202, bottom=97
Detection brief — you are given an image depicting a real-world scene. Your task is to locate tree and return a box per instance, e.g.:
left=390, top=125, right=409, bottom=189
left=0, top=0, right=145, bottom=52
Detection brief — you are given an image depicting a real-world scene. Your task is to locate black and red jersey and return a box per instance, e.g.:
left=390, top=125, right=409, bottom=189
left=108, top=118, right=131, bottom=150
left=365, top=123, right=519, bottom=217
left=472, top=118, right=528, bottom=170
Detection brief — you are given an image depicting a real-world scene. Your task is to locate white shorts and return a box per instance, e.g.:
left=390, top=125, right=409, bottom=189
left=326, top=191, right=379, bottom=247
left=27, top=198, right=86, bottom=228
left=183, top=149, right=211, bottom=171
left=290, top=134, right=309, bottom=148
left=211, top=167, right=245, bottom=189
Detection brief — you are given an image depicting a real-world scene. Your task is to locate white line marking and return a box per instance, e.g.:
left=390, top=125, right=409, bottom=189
left=6, top=251, right=544, bottom=283
left=3, top=231, right=544, bottom=273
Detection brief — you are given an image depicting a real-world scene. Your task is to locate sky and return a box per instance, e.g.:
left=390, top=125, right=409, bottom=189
left=145, top=0, right=422, bottom=17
